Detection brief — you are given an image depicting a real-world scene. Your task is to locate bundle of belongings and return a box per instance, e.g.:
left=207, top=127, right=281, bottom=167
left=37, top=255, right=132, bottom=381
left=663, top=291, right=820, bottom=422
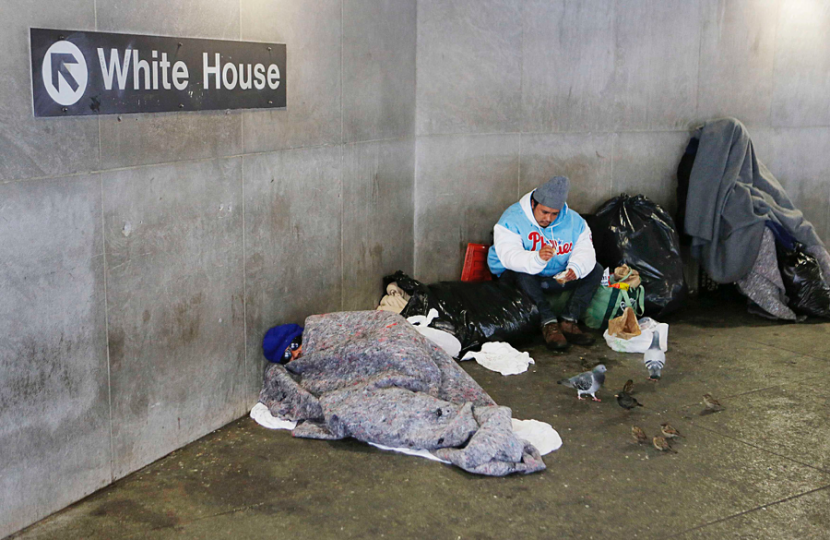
left=258, top=310, right=546, bottom=476
left=678, top=117, right=830, bottom=320
left=376, top=282, right=410, bottom=314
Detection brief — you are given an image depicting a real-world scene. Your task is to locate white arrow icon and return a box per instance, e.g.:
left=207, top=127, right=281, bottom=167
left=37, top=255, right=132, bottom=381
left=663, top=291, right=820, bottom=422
left=41, top=40, right=88, bottom=106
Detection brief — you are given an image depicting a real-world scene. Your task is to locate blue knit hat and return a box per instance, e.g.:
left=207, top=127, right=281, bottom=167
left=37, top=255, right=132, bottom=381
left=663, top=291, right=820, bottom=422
left=262, top=323, right=304, bottom=363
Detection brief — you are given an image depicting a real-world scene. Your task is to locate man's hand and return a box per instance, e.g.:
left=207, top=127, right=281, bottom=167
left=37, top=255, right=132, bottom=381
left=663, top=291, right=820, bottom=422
left=539, top=244, right=555, bottom=261
left=556, top=269, right=577, bottom=284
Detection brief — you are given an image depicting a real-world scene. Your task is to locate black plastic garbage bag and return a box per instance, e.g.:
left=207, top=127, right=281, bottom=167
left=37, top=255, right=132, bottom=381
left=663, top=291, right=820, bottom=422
left=587, top=194, right=687, bottom=317
left=385, top=271, right=540, bottom=354
left=776, top=243, right=830, bottom=319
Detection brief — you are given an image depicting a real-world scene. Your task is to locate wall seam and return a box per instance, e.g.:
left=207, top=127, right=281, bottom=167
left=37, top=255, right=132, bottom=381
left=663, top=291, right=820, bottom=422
left=239, top=0, right=246, bottom=405
left=240, top=155, right=248, bottom=417
left=92, top=0, right=114, bottom=485
left=517, top=0, right=524, bottom=200
left=98, top=172, right=115, bottom=483
left=768, top=0, right=783, bottom=128
left=412, top=0, right=420, bottom=277
left=694, top=0, right=704, bottom=117
left=340, top=0, right=345, bottom=311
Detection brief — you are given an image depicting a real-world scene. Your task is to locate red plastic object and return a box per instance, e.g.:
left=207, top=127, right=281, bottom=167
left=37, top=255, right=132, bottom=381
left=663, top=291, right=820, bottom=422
left=460, top=243, right=493, bottom=282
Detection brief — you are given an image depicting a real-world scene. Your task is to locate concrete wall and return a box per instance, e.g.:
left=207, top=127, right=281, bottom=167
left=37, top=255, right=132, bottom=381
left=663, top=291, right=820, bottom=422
left=0, top=0, right=416, bottom=536
left=414, top=0, right=830, bottom=282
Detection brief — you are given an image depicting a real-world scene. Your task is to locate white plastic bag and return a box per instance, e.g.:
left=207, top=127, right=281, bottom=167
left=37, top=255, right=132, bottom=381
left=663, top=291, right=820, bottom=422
left=603, top=317, right=668, bottom=353
left=407, top=309, right=462, bottom=358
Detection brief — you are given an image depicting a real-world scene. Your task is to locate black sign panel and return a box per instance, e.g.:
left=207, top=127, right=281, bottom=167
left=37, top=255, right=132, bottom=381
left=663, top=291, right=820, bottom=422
left=30, top=28, right=286, bottom=117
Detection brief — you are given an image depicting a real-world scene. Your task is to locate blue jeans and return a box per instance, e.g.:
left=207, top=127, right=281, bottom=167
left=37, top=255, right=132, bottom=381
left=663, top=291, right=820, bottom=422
left=501, top=263, right=603, bottom=326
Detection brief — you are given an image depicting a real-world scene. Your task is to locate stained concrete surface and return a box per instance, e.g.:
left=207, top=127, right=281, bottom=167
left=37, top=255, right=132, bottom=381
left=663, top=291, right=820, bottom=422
left=9, top=296, right=830, bottom=540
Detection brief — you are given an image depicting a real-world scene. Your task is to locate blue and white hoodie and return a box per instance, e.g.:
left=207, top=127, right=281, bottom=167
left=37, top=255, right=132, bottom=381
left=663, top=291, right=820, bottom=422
left=487, top=190, right=596, bottom=278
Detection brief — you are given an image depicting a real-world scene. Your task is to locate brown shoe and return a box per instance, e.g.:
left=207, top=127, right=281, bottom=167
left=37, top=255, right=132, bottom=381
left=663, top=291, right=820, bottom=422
left=560, top=320, right=596, bottom=346
left=543, top=322, right=570, bottom=351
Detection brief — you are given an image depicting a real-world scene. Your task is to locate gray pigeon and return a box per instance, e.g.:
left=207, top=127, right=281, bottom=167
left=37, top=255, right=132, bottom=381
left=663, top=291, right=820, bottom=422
left=557, top=364, right=606, bottom=401
left=643, top=332, right=665, bottom=380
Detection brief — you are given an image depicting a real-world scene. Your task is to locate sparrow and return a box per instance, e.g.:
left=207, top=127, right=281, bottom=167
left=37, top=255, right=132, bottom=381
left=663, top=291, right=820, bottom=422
left=660, top=422, right=682, bottom=439
left=631, top=426, right=649, bottom=445
left=702, top=393, right=725, bottom=413
left=615, top=391, right=643, bottom=410
left=557, top=365, right=606, bottom=402
left=622, top=379, right=635, bottom=394
left=652, top=436, right=676, bottom=453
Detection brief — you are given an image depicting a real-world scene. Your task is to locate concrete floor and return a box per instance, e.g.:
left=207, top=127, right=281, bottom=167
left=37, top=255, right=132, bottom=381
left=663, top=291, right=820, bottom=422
left=9, top=297, right=830, bottom=540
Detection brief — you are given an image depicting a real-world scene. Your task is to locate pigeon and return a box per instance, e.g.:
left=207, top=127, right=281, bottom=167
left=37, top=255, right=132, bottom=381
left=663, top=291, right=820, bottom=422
left=557, top=364, right=606, bottom=401
left=702, top=393, right=725, bottom=413
left=631, top=426, right=648, bottom=445
left=615, top=391, right=643, bottom=410
left=643, top=332, right=665, bottom=380
left=660, top=422, right=682, bottom=439
left=622, top=379, right=635, bottom=394
left=652, top=436, right=676, bottom=453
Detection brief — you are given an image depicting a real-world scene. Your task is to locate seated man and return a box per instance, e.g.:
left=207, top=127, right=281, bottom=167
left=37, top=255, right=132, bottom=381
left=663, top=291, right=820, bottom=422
left=487, top=175, right=602, bottom=350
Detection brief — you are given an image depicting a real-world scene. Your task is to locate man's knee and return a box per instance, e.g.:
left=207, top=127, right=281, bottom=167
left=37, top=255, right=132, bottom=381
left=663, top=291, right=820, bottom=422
left=583, top=263, right=603, bottom=285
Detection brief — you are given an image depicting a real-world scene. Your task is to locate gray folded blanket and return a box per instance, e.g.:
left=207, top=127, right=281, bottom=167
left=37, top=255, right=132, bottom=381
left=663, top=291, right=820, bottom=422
left=259, top=310, right=545, bottom=476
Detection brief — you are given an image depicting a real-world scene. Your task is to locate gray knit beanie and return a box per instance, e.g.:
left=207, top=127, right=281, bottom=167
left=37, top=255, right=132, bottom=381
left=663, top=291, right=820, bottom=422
left=533, top=176, right=570, bottom=210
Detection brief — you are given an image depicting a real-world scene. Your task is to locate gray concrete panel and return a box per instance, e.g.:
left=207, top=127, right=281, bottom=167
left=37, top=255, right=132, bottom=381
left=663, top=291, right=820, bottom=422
left=0, top=1, right=99, bottom=182
left=521, top=0, right=616, bottom=133
left=414, top=134, right=520, bottom=283
left=95, top=0, right=243, bottom=170
left=520, top=133, right=616, bottom=215
left=96, top=0, right=240, bottom=39
left=771, top=1, right=830, bottom=127
left=0, top=175, right=110, bottom=538
left=697, top=0, right=780, bottom=128
left=759, top=128, right=830, bottom=243
left=103, top=158, right=246, bottom=480
left=243, top=145, right=342, bottom=392
left=612, top=131, right=690, bottom=214
left=415, top=0, right=522, bottom=136
left=342, top=138, right=415, bottom=311
left=240, top=0, right=342, bottom=153
left=613, top=0, right=701, bottom=131
left=343, top=0, right=416, bottom=144
left=99, top=112, right=243, bottom=170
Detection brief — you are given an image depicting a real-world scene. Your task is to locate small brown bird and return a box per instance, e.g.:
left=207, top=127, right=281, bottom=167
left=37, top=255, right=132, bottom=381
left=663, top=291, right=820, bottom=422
left=622, top=379, right=634, bottom=394
left=652, top=436, right=676, bottom=453
left=702, top=393, right=725, bottom=413
left=631, top=426, right=648, bottom=445
left=616, top=392, right=643, bottom=410
left=660, top=422, right=682, bottom=439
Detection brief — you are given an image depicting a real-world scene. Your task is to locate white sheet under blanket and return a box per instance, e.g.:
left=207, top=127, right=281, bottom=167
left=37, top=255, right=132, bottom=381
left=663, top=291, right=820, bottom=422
left=249, top=403, right=562, bottom=459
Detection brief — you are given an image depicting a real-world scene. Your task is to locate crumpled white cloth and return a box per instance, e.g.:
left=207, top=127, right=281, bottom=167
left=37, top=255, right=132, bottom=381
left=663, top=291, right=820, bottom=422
left=407, top=309, right=462, bottom=358
left=461, top=341, right=535, bottom=376
left=511, top=419, right=562, bottom=455
left=250, top=404, right=560, bottom=460
left=250, top=402, right=297, bottom=430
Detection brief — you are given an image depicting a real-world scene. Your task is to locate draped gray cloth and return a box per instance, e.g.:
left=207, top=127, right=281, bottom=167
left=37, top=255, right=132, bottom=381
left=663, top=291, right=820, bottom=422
left=259, top=310, right=545, bottom=476
left=686, top=117, right=824, bottom=283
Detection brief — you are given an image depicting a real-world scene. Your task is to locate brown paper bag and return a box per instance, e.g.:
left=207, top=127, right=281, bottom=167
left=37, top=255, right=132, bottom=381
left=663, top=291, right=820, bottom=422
left=607, top=306, right=641, bottom=340
left=613, top=264, right=641, bottom=289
